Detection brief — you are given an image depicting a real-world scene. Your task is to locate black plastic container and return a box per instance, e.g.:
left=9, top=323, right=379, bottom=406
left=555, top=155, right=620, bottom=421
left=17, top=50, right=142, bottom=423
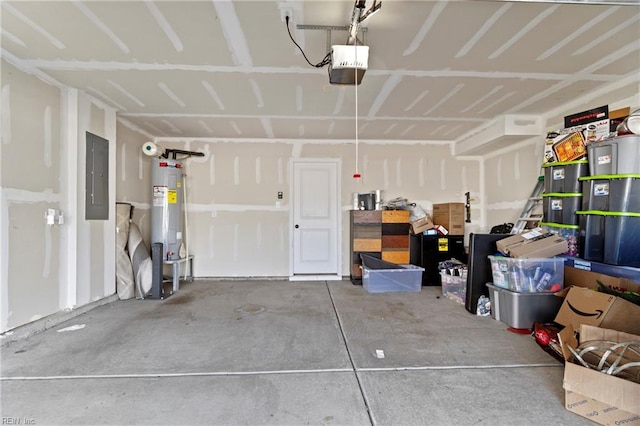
left=609, top=175, right=640, bottom=212
left=577, top=211, right=605, bottom=263
left=542, top=193, right=581, bottom=225
left=543, top=160, right=589, bottom=194
left=580, top=176, right=610, bottom=211
left=603, top=213, right=640, bottom=267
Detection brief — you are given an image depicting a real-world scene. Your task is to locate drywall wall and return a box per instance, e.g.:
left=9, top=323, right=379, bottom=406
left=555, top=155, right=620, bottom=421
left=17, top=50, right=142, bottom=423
left=1, top=61, right=63, bottom=331
left=115, top=121, right=153, bottom=246
left=158, top=139, right=481, bottom=277
left=484, top=138, right=543, bottom=228
left=0, top=61, right=117, bottom=333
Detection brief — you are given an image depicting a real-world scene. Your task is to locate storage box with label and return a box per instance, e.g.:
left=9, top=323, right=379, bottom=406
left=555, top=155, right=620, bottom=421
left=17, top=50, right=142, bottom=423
left=587, top=135, right=640, bottom=176
left=496, top=227, right=568, bottom=258
left=555, top=268, right=640, bottom=335
left=432, top=203, right=465, bottom=235
left=560, top=324, right=640, bottom=426
left=410, top=215, right=434, bottom=234
left=542, top=193, right=581, bottom=226
left=542, top=160, right=589, bottom=194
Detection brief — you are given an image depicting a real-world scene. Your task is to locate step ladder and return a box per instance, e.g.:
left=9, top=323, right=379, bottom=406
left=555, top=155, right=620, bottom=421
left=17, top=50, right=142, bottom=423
left=511, top=176, right=545, bottom=234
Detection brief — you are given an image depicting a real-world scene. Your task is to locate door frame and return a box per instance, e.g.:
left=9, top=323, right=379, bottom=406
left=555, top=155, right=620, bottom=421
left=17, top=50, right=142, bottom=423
left=288, top=158, right=342, bottom=280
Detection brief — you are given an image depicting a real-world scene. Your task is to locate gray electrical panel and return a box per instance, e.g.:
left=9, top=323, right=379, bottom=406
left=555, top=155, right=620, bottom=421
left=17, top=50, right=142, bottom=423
left=85, top=132, right=109, bottom=220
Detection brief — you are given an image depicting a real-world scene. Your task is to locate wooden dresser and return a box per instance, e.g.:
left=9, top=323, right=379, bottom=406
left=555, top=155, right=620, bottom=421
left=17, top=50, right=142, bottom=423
left=349, top=210, right=411, bottom=284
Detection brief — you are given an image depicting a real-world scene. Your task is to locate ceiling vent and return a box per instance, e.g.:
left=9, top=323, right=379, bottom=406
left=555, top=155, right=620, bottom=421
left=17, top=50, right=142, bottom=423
left=329, top=45, right=369, bottom=85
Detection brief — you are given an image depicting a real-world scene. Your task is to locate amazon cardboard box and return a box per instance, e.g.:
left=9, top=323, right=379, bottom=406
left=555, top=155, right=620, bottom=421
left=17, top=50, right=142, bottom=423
left=557, top=267, right=640, bottom=335
left=560, top=324, right=640, bottom=425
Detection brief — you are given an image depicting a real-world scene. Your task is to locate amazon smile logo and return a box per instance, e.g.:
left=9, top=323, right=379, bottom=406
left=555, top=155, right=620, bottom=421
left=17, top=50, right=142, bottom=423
left=567, top=301, right=604, bottom=319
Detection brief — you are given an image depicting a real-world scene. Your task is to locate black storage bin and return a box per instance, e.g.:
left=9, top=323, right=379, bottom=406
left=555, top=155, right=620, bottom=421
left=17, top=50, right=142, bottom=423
left=360, top=253, right=404, bottom=270
left=609, top=175, right=640, bottom=212
left=580, top=176, right=610, bottom=211
left=603, top=213, right=640, bottom=267
left=542, top=193, right=581, bottom=225
left=543, top=160, right=589, bottom=194
left=577, top=211, right=605, bottom=263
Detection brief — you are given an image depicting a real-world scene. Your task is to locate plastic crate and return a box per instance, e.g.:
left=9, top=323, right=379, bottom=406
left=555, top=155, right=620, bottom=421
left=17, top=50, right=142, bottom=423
left=361, top=253, right=424, bottom=293
left=440, top=271, right=467, bottom=305
left=488, top=256, right=564, bottom=293
left=580, top=176, right=610, bottom=211
left=587, top=135, right=640, bottom=175
left=539, top=222, right=579, bottom=257
left=577, top=211, right=605, bottom=263
left=609, top=175, right=640, bottom=212
left=603, top=212, right=640, bottom=267
left=487, top=283, right=563, bottom=329
left=542, top=193, right=581, bottom=225
left=542, top=160, right=588, bottom=194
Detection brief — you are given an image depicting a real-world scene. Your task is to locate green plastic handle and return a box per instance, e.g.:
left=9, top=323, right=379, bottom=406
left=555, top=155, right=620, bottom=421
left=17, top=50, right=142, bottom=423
left=579, top=174, right=640, bottom=180
left=541, top=192, right=582, bottom=197
left=576, top=210, right=640, bottom=218
left=542, top=159, right=589, bottom=167
left=539, top=222, right=579, bottom=229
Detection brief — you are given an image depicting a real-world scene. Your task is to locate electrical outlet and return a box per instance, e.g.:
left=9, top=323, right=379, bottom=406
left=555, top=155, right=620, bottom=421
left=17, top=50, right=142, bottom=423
left=278, top=3, right=294, bottom=23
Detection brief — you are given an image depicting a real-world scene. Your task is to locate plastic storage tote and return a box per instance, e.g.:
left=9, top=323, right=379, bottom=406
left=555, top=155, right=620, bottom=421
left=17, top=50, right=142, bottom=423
left=542, top=160, right=589, bottom=194
left=539, top=222, right=580, bottom=257
left=603, top=212, right=640, bottom=267
left=608, top=175, right=640, bottom=212
left=580, top=176, right=610, bottom=211
left=542, top=193, right=582, bottom=225
left=488, top=256, right=564, bottom=293
left=577, top=210, right=640, bottom=267
left=576, top=211, right=606, bottom=263
left=588, top=135, right=640, bottom=176
left=487, top=284, right=563, bottom=329
left=440, top=271, right=466, bottom=305
left=360, top=253, right=424, bottom=293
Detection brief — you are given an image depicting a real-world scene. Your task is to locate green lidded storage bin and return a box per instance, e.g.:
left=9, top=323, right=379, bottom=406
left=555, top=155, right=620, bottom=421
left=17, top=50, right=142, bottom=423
left=542, top=192, right=582, bottom=225
left=542, top=159, right=589, bottom=194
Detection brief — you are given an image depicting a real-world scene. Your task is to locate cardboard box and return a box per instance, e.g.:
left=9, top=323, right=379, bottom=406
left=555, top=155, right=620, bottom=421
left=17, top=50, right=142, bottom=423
left=410, top=215, right=434, bottom=234
left=554, top=286, right=640, bottom=335
left=563, top=266, right=640, bottom=294
left=432, top=203, right=465, bottom=236
left=553, top=131, right=587, bottom=162
left=496, top=227, right=568, bottom=258
left=560, top=325, right=640, bottom=425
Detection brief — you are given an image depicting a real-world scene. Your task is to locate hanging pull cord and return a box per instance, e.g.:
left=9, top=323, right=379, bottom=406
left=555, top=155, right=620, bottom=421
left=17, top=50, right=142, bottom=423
left=353, top=37, right=361, bottom=179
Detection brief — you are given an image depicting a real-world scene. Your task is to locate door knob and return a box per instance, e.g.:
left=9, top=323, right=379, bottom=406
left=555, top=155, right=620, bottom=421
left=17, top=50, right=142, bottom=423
left=295, top=224, right=299, bottom=228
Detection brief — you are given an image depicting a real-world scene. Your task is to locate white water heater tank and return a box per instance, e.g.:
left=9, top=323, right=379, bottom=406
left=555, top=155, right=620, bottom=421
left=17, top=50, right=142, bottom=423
left=151, top=157, right=183, bottom=261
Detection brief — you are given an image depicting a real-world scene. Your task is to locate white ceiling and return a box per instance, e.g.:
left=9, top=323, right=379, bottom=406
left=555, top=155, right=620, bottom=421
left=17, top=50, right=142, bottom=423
left=2, top=0, right=639, bottom=151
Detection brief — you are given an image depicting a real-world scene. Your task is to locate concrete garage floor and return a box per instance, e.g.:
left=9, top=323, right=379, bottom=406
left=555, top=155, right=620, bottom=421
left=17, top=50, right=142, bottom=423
left=0, top=280, right=590, bottom=426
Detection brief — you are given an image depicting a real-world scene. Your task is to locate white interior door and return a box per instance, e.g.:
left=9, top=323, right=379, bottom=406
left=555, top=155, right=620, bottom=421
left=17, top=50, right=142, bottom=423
left=291, top=159, right=341, bottom=277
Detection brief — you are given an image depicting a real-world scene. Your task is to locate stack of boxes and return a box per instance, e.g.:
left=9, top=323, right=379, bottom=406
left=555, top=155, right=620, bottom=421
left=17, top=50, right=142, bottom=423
left=577, top=134, right=640, bottom=267
left=539, top=159, right=588, bottom=256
